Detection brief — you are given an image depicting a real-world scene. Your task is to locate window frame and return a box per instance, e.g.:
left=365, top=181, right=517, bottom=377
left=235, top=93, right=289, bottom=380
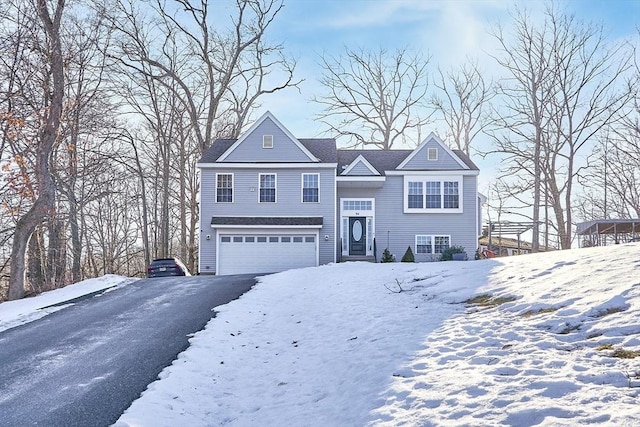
left=415, top=235, right=450, bottom=255
left=215, top=173, right=234, bottom=203
left=403, top=176, right=462, bottom=213
left=301, top=173, right=320, bottom=203
left=258, top=173, right=277, bottom=203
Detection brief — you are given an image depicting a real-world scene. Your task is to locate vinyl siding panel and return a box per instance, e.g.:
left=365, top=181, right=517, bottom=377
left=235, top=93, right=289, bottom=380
left=337, top=174, right=478, bottom=261
left=200, top=166, right=336, bottom=273
left=401, top=137, right=463, bottom=170
left=223, top=118, right=314, bottom=163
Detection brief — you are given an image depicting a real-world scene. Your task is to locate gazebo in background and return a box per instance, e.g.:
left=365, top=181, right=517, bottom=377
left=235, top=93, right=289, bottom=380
left=576, top=219, right=640, bottom=247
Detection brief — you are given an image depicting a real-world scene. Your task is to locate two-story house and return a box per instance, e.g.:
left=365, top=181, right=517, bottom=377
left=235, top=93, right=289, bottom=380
left=198, top=111, right=480, bottom=275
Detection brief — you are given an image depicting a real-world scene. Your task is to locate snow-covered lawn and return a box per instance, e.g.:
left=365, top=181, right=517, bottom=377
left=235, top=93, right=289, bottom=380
left=0, top=274, right=136, bottom=333
left=3, top=244, right=640, bottom=425
left=114, top=243, right=640, bottom=426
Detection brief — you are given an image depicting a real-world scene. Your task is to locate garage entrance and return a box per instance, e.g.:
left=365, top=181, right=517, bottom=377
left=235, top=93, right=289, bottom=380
left=217, top=232, right=318, bottom=275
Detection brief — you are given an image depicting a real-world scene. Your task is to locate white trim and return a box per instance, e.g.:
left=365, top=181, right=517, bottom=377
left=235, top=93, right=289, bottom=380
left=216, top=111, right=319, bottom=162
left=415, top=234, right=451, bottom=255
left=333, top=173, right=337, bottom=263
left=336, top=176, right=386, bottom=182
left=396, top=132, right=468, bottom=170
left=342, top=154, right=380, bottom=176
left=340, top=198, right=376, bottom=257
left=212, top=224, right=323, bottom=229
left=403, top=176, right=463, bottom=213
left=210, top=215, right=324, bottom=219
left=263, top=135, right=273, bottom=149
left=198, top=162, right=338, bottom=169
left=385, top=170, right=479, bottom=176
left=258, top=173, right=277, bottom=203
left=301, top=173, right=320, bottom=203
left=215, top=172, right=234, bottom=203
left=198, top=168, right=202, bottom=274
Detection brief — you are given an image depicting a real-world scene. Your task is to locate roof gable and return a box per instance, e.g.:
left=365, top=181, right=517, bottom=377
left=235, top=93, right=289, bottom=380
left=397, top=132, right=469, bottom=170
left=337, top=150, right=410, bottom=176
left=216, top=111, right=319, bottom=163
left=342, top=154, right=380, bottom=176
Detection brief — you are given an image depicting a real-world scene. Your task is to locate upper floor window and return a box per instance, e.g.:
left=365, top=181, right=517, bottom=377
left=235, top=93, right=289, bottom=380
left=216, top=173, right=233, bottom=203
left=443, top=181, right=459, bottom=209
left=263, top=135, right=273, bottom=149
left=408, top=181, right=423, bottom=209
left=404, top=176, right=462, bottom=213
left=302, top=173, right=319, bottom=203
left=427, top=148, right=438, bottom=161
left=259, top=173, right=276, bottom=203
left=425, top=181, right=441, bottom=208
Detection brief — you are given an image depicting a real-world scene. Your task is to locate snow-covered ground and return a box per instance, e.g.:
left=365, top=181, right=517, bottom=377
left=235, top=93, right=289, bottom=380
left=114, top=243, right=640, bottom=426
left=0, top=274, right=136, bottom=333
left=3, top=245, right=640, bottom=425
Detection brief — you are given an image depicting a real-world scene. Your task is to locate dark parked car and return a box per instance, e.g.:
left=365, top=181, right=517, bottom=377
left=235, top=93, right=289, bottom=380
left=147, top=258, right=191, bottom=278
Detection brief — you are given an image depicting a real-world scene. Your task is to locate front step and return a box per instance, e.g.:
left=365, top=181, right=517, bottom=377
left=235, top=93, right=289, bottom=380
left=341, top=255, right=376, bottom=263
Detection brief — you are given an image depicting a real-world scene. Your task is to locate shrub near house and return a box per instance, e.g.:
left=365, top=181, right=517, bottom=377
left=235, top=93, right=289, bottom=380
left=197, top=111, right=481, bottom=275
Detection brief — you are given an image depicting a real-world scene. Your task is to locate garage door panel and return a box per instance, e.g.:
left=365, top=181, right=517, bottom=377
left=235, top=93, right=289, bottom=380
left=218, top=233, right=317, bottom=275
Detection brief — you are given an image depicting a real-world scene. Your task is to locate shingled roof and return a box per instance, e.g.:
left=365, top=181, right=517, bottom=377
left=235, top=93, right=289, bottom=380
left=337, top=150, right=411, bottom=176
left=199, top=137, right=479, bottom=172
left=211, top=217, right=323, bottom=226
left=198, top=138, right=337, bottom=163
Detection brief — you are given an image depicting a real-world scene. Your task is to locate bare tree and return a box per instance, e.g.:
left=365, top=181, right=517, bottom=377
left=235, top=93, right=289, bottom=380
left=314, top=46, right=431, bottom=149
left=488, top=4, right=634, bottom=250
left=107, top=0, right=297, bottom=269
left=430, top=59, right=493, bottom=156
left=6, top=0, right=65, bottom=300
left=487, top=7, right=556, bottom=252
left=541, top=8, right=634, bottom=248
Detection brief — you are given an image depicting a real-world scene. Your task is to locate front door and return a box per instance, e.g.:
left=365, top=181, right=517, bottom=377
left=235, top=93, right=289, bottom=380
left=349, top=217, right=366, bottom=255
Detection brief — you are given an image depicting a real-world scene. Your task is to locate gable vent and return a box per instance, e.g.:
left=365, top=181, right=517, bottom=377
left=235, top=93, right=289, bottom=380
left=427, top=147, right=438, bottom=161
left=263, top=135, right=273, bottom=149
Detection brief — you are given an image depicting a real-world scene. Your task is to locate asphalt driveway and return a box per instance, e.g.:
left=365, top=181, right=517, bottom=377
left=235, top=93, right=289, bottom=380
left=0, top=274, right=256, bottom=427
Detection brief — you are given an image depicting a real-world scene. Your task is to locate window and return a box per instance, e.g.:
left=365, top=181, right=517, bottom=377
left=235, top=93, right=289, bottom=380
left=221, top=236, right=231, bottom=243
left=428, top=148, right=438, bottom=161
left=416, top=235, right=432, bottom=254
left=342, top=200, right=373, bottom=211
left=305, top=236, right=315, bottom=243
left=233, top=236, right=242, bottom=243
left=302, top=173, right=319, bottom=203
left=408, top=182, right=423, bottom=209
left=443, top=182, right=459, bottom=209
left=269, top=236, right=279, bottom=243
left=434, top=236, right=450, bottom=253
left=216, top=174, right=233, bottom=203
left=416, top=235, right=450, bottom=254
left=425, top=181, right=441, bottom=208
left=281, top=236, right=291, bottom=243
left=259, top=174, right=276, bottom=203
left=293, top=236, right=303, bottom=243
left=404, top=177, right=462, bottom=212
left=263, top=135, right=273, bottom=149
left=257, top=237, right=267, bottom=243
left=245, top=237, right=255, bottom=243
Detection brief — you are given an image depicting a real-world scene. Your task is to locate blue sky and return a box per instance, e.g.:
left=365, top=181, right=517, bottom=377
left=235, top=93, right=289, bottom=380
left=251, top=0, right=638, bottom=194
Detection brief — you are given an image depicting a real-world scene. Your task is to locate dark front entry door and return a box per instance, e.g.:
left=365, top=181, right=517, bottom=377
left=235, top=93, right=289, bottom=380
left=349, top=217, right=366, bottom=255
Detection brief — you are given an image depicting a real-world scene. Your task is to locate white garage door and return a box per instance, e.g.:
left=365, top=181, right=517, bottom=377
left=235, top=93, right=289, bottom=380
left=218, top=232, right=318, bottom=275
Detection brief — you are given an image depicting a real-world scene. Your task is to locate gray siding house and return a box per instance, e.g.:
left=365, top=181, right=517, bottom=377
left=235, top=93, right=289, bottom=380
left=198, top=111, right=480, bottom=275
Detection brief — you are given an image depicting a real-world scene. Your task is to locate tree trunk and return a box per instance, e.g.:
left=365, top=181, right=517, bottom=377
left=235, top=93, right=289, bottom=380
left=7, top=0, right=65, bottom=300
